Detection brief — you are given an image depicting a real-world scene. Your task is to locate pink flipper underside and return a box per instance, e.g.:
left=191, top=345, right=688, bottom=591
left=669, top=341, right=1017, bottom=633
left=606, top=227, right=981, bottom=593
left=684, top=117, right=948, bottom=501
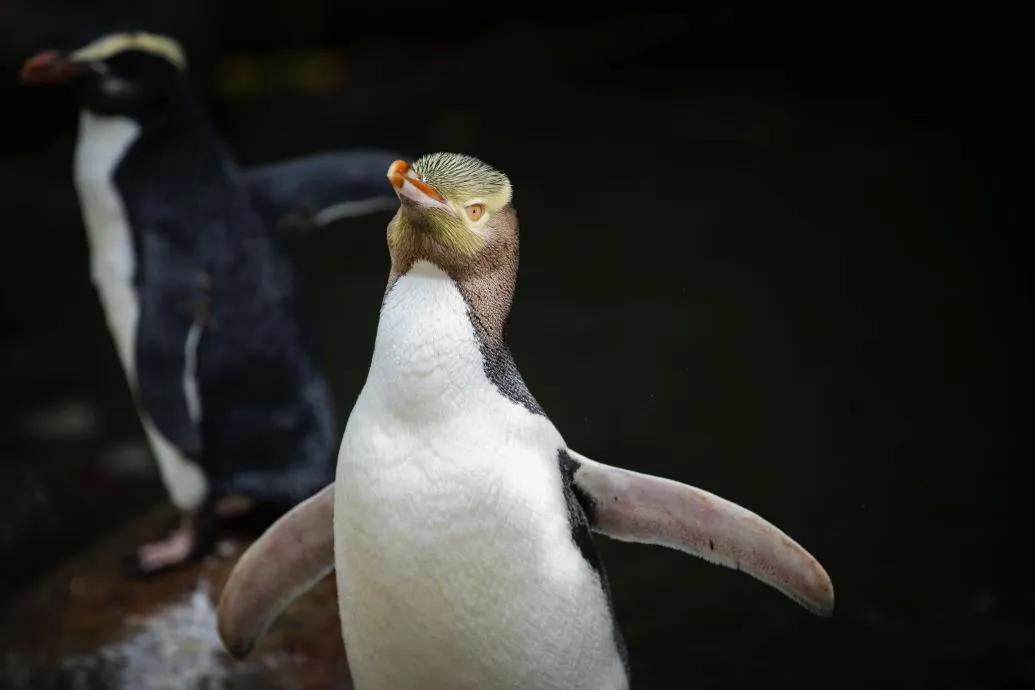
left=567, top=450, right=834, bottom=615
left=216, top=484, right=335, bottom=658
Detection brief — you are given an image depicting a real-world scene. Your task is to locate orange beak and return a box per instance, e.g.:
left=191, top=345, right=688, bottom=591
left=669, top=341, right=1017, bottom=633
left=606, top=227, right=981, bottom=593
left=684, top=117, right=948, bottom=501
left=387, top=160, right=452, bottom=212
left=19, top=50, right=87, bottom=85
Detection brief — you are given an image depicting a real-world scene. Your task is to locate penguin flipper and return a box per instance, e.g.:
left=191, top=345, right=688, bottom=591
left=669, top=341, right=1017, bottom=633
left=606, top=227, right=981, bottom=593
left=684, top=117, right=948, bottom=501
left=242, top=149, right=405, bottom=235
left=135, top=234, right=207, bottom=458
left=565, top=449, right=835, bottom=617
left=217, top=484, right=334, bottom=659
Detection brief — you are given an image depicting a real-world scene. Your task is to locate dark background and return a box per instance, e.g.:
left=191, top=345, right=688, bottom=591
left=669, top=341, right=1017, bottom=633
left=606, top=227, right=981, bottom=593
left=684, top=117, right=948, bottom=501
left=0, top=2, right=1029, bottom=689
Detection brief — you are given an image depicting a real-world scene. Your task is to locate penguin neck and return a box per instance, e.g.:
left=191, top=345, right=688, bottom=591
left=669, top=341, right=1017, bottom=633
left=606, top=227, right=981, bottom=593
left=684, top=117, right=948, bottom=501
left=73, top=106, right=253, bottom=251
left=72, top=108, right=211, bottom=199
left=74, top=104, right=230, bottom=192
left=73, top=110, right=140, bottom=194
left=386, top=234, right=519, bottom=347
left=371, top=260, right=508, bottom=415
left=72, top=111, right=142, bottom=282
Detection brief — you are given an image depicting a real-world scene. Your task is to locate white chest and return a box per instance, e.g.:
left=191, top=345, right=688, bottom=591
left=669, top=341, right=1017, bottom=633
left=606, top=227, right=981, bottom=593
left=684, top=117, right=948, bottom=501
left=72, top=111, right=141, bottom=372
left=333, top=261, right=627, bottom=690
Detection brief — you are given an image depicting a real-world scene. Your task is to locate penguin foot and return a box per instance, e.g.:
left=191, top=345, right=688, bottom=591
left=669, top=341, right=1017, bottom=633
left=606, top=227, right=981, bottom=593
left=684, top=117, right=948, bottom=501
left=124, top=508, right=216, bottom=579
left=124, top=524, right=202, bottom=579
left=123, top=499, right=284, bottom=579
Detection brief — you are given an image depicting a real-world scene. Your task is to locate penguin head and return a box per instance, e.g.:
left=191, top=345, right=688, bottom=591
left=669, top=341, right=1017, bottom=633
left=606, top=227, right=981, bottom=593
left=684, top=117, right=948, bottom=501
left=386, top=152, right=515, bottom=261
left=386, top=152, right=521, bottom=337
left=19, top=29, right=190, bottom=118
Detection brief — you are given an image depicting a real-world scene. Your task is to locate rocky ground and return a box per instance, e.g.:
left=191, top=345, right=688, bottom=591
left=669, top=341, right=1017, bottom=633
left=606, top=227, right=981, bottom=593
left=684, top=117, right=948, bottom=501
left=0, top=508, right=348, bottom=690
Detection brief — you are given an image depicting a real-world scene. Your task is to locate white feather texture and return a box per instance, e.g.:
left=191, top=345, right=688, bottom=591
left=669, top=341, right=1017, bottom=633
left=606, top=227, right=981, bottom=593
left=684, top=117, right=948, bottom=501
left=73, top=110, right=207, bottom=511
left=333, top=260, right=627, bottom=690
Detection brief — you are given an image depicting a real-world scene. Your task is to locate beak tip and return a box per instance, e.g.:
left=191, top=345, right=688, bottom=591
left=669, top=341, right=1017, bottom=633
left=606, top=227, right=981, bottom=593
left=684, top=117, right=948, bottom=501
left=385, top=160, right=448, bottom=207
left=19, top=49, right=76, bottom=85
left=386, top=160, right=410, bottom=190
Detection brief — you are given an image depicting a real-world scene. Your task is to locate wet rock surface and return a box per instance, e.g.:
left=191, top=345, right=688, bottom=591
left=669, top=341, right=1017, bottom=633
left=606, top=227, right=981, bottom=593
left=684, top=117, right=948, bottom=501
left=0, top=507, right=348, bottom=690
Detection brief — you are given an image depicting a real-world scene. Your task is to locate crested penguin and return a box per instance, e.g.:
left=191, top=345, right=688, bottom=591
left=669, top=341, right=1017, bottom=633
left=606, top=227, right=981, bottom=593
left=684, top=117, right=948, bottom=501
left=18, top=29, right=403, bottom=577
left=216, top=153, right=835, bottom=689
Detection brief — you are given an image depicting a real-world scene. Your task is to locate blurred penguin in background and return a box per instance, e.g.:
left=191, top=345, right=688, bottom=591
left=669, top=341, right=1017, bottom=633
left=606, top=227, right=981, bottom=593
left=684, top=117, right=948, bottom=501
left=19, top=25, right=405, bottom=577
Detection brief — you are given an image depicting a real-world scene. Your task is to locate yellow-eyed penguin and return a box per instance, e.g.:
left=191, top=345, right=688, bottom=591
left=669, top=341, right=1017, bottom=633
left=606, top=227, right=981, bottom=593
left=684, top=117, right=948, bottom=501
left=18, top=28, right=405, bottom=577
left=216, top=153, right=834, bottom=688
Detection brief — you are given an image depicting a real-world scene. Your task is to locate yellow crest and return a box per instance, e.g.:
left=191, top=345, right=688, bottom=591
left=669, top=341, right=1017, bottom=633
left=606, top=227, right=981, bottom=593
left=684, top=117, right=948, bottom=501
left=70, top=32, right=187, bottom=70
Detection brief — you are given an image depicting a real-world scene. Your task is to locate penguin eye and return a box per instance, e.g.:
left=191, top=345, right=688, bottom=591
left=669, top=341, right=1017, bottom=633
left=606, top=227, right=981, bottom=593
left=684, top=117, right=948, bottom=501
left=465, top=204, right=486, bottom=222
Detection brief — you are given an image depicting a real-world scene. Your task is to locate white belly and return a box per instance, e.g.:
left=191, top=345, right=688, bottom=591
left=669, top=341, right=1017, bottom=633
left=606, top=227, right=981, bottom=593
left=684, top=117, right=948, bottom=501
left=333, top=261, right=627, bottom=690
left=73, top=111, right=206, bottom=511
